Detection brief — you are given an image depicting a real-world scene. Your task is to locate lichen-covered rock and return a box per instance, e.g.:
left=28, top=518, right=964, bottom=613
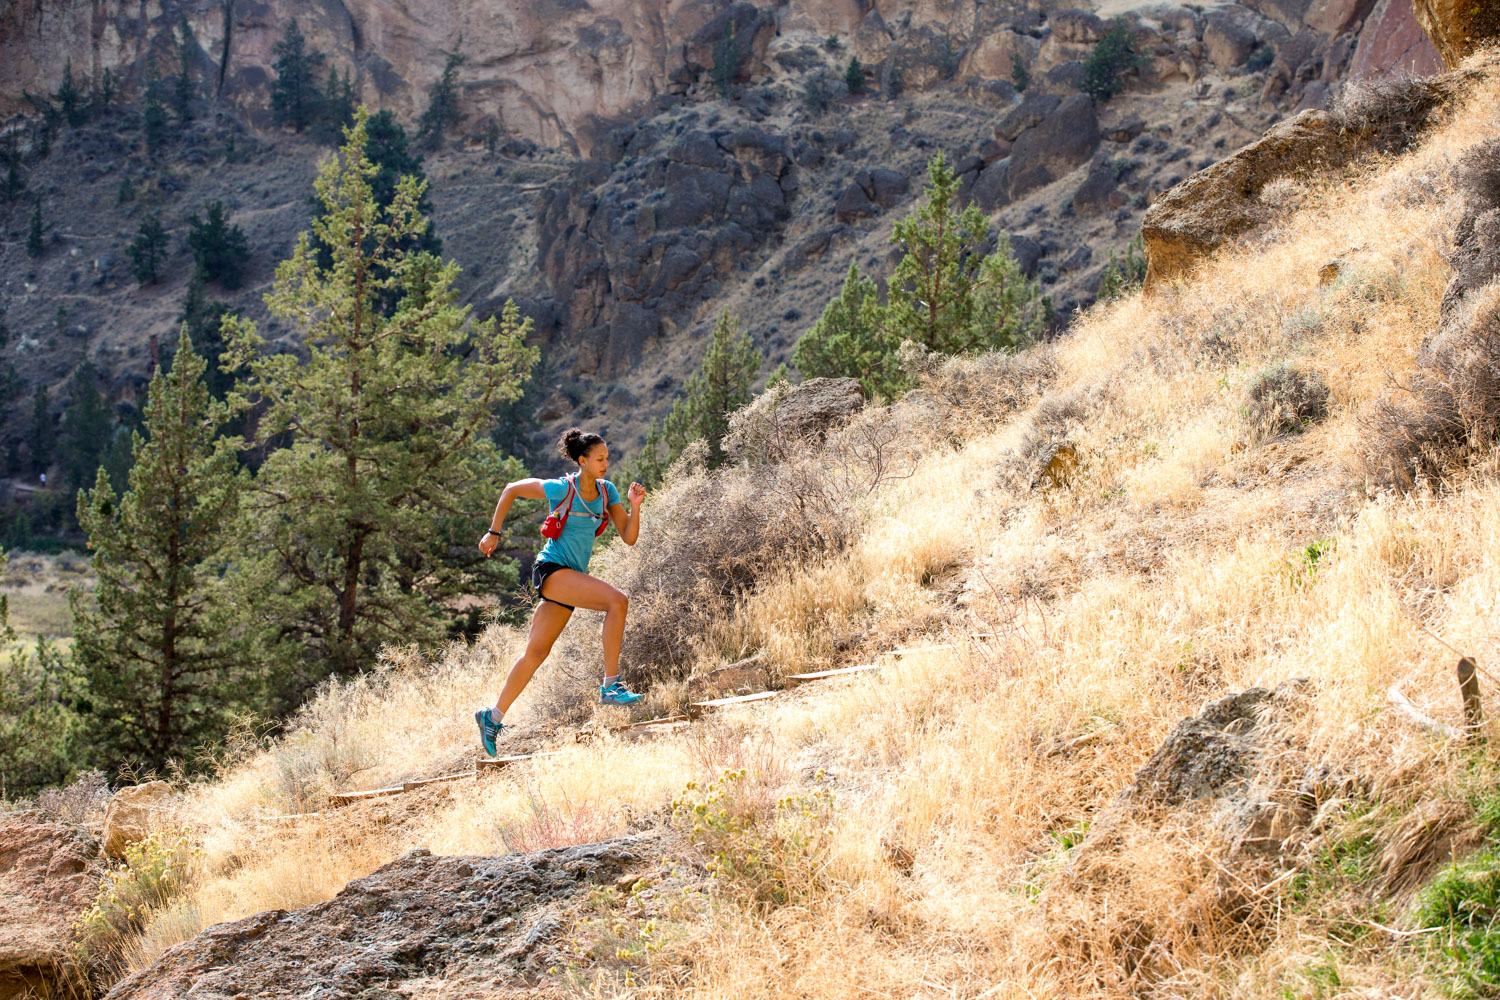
left=0, top=814, right=98, bottom=1000
left=101, top=781, right=173, bottom=860
left=104, top=839, right=656, bottom=1000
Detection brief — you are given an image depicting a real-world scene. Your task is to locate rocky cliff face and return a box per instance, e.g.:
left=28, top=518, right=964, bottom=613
left=0, top=0, right=1469, bottom=462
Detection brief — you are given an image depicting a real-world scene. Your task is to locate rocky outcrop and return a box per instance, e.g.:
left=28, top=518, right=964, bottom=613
left=724, top=377, right=866, bottom=463
left=102, top=780, right=174, bottom=860
left=1413, top=0, right=1500, bottom=69
left=537, top=122, right=795, bottom=377
left=1141, top=64, right=1468, bottom=289
left=104, top=839, right=654, bottom=1000
left=0, top=814, right=98, bottom=1000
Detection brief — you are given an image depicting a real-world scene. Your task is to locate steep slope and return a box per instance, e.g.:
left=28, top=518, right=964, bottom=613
left=73, top=46, right=1500, bottom=1000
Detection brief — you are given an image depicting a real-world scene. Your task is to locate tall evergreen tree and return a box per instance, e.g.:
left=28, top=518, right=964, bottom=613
left=417, top=44, right=465, bottom=151
left=72, top=329, right=246, bottom=772
left=28, top=384, right=54, bottom=475
left=60, top=363, right=113, bottom=493
left=884, top=151, right=993, bottom=354
left=25, top=197, right=43, bottom=257
left=223, top=108, right=537, bottom=690
left=844, top=57, right=865, bottom=95
left=174, top=15, right=196, bottom=122
left=178, top=273, right=240, bottom=400
left=2, top=146, right=24, bottom=204
left=316, top=66, right=356, bottom=145
left=96, top=68, right=115, bottom=111
left=187, top=200, right=251, bottom=288
left=143, top=75, right=169, bottom=156
left=56, top=61, right=83, bottom=127
left=661, top=311, right=761, bottom=468
left=127, top=215, right=169, bottom=286
left=792, top=261, right=897, bottom=397
left=269, top=19, right=323, bottom=132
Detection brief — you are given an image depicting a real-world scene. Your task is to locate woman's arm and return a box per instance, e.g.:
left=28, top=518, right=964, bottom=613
left=478, top=478, right=550, bottom=557
left=609, top=481, right=646, bottom=546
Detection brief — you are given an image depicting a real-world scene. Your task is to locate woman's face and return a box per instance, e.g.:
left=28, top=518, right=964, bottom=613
left=577, top=442, right=609, bottom=481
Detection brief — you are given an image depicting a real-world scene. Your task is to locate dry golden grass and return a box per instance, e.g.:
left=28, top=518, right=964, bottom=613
left=102, top=57, right=1500, bottom=998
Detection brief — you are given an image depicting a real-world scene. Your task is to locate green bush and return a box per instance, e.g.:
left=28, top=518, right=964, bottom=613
left=1082, top=18, right=1144, bottom=104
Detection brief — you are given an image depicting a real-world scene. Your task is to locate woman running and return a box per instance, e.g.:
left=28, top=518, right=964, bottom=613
left=473, top=428, right=646, bottom=756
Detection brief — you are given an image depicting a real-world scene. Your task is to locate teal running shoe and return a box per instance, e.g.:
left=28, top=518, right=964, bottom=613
left=474, top=708, right=504, bottom=757
left=600, top=680, right=644, bottom=706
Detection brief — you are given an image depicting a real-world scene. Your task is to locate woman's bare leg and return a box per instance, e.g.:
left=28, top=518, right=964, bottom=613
left=495, top=600, right=573, bottom=714
left=535, top=569, right=629, bottom=681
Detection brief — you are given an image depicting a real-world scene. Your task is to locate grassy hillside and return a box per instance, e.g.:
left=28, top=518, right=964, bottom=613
left=78, top=56, right=1500, bottom=998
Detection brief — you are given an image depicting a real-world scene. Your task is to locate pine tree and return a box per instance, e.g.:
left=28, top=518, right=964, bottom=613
left=417, top=45, right=465, bottom=151
left=661, top=311, right=761, bottom=467
left=844, top=57, right=865, bottom=95
left=127, top=215, right=169, bottom=285
left=1011, top=52, right=1030, bottom=92
left=1082, top=18, right=1144, bottom=104
left=885, top=151, right=994, bottom=354
left=967, top=234, right=1050, bottom=351
left=316, top=66, right=356, bottom=145
left=792, top=261, right=899, bottom=398
left=60, top=363, right=113, bottom=493
left=178, top=273, right=240, bottom=400
left=72, top=329, right=247, bottom=772
left=2, top=148, right=23, bottom=204
left=222, top=108, right=537, bottom=689
left=187, top=200, right=251, bottom=288
left=174, top=15, right=196, bottom=122
left=143, top=75, right=169, bottom=156
left=56, top=61, right=83, bottom=127
left=28, top=384, right=54, bottom=475
left=711, top=20, right=742, bottom=100
left=97, top=68, right=115, bottom=111
left=25, top=197, right=43, bottom=257
left=1097, top=233, right=1148, bottom=301
left=269, top=19, right=323, bottom=132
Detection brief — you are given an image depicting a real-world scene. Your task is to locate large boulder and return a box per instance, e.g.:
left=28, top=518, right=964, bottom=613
left=1301, top=0, right=1378, bottom=35
left=0, top=815, right=98, bottom=999
left=1142, top=68, right=1465, bottom=289
left=104, top=839, right=657, bottom=999
left=1006, top=95, right=1100, bottom=202
left=725, top=378, right=867, bottom=464
left=102, top=780, right=174, bottom=860
left=1412, top=0, right=1500, bottom=69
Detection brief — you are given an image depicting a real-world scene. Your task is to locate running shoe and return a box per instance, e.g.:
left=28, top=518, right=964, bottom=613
left=600, top=680, right=644, bottom=706
left=474, top=707, right=504, bottom=757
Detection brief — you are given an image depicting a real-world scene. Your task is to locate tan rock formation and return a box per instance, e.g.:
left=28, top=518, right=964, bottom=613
left=102, top=780, right=174, bottom=859
left=0, top=814, right=97, bottom=1000
left=1412, top=0, right=1500, bottom=68
left=1141, top=58, right=1475, bottom=289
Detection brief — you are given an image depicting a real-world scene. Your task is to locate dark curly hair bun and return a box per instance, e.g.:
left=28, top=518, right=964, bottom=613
left=559, top=427, right=605, bottom=463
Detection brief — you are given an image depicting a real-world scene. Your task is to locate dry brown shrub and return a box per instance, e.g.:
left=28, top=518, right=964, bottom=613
left=1331, top=73, right=1462, bottom=154
left=901, top=344, right=1059, bottom=440
left=1244, top=361, right=1330, bottom=437
left=1363, top=286, right=1500, bottom=487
